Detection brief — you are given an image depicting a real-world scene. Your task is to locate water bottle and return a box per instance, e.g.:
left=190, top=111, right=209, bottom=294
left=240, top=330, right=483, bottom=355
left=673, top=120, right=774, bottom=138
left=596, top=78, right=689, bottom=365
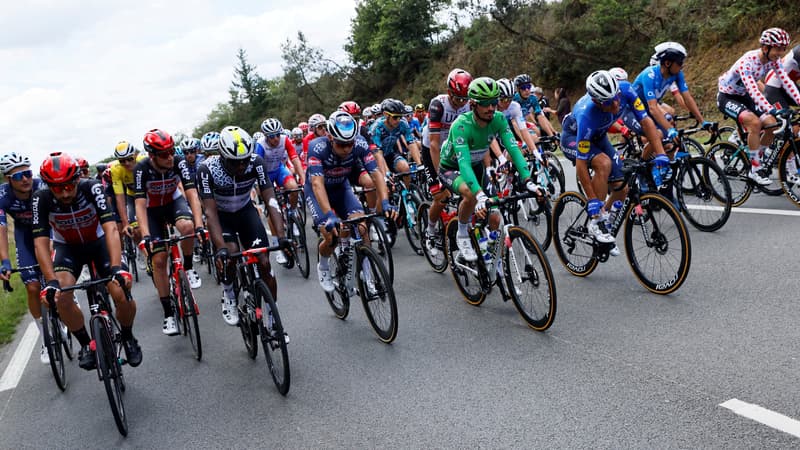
left=477, top=233, right=491, bottom=264
left=607, top=200, right=623, bottom=230
left=651, top=164, right=663, bottom=189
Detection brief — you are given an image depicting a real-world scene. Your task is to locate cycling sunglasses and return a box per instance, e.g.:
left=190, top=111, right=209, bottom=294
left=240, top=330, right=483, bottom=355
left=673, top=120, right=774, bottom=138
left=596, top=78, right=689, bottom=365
left=475, top=98, right=499, bottom=107
left=153, top=149, right=175, bottom=159
left=519, top=83, right=532, bottom=90
left=48, top=179, right=79, bottom=194
left=119, top=156, right=136, bottom=163
left=598, top=93, right=621, bottom=107
left=266, top=133, right=282, bottom=139
left=183, top=148, right=197, bottom=154
left=386, top=113, right=403, bottom=119
left=9, top=170, right=33, bottom=181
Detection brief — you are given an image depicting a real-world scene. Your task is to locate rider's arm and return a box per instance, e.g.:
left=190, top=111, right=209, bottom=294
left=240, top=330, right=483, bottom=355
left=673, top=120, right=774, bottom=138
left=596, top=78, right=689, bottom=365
left=0, top=223, right=9, bottom=280
left=284, top=137, right=305, bottom=186
left=132, top=164, right=149, bottom=238
left=255, top=158, right=285, bottom=238
left=31, top=192, right=55, bottom=281
left=537, top=112, right=555, bottom=136
left=115, top=193, right=129, bottom=227
left=774, top=61, right=800, bottom=106
left=177, top=158, right=204, bottom=229
left=496, top=116, right=531, bottom=181
left=310, top=175, right=333, bottom=215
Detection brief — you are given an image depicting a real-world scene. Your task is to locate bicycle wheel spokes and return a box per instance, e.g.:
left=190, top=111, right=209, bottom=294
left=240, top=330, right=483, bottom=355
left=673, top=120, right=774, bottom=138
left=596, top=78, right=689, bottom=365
left=367, top=218, right=394, bottom=283
left=238, top=290, right=259, bottom=359
left=254, top=280, right=290, bottom=395
left=778, top=147, right=800, bottom=207
left=444, top=218, right=486, bottom=305
left=323, top=252, right=350, bottom=319
left=624, top=194, right=691, bottom=295
left=41, top=305, right=68, bottom=391
left=91, top=317, right=127, bottom=436
left=518, top=196, right=552, bottom=250
left=551, top=192, right=598, bottom=277
left=357, top=246, right=398, bottom=343
left=417, top=202, right=448, bottom=273
left=403, top=196, right=423, bottom=255
left=678, top=156, right=732, bottom=232
left=505, top=227, right=557, bottom=331
left=705, top=142, right=752, bottom=206
left=178, top=270, right=202, bottom=361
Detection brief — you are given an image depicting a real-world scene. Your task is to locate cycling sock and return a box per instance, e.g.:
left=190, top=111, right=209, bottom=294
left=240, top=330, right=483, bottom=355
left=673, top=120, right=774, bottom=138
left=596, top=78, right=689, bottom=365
left=35, top=318, right=44, bottom=338
left=120, top=326, right=133, bottom=341
left=74, top=327, right=91, bottom=347
left=160, top=297, right=173, bottom=318
left=319, top=255, right=330, bottom=271
left=184, top=257, right=193, bottom=271
left=457, top=221, right=469, bottom=238
left=427, top=220, right=438, bottom=235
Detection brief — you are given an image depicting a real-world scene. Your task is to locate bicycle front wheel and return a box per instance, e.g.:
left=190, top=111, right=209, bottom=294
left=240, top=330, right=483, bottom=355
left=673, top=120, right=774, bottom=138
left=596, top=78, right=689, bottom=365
left=624, top=193, right=692, bottom=295
left=288, top=214, right=310, bottom=278
left=778, top=145, right=800, bottom=208
left=676, top=156, right=732, bottom=232
left=551, top=192, right=599, bottom=277
left=417, top=202, right=448, bottom=273
left=323, top=248, right=350, bottom=319
left=504, top=227, right=557, bottom=331
left=403, top=195, right=423, bottom=255
left=705, top=142, right=752, bottom=206
left=178, top=269, right=202, bottom=361
left=254, top=280, right=290, bottom=395
left=91, top=316, right=127, bottom=436
left=357, top=245, right=398, bottom=343
left=518, top=195, right=552, bottom=250
left=367, top=217, right=394, bottom=283
left=445, top=218, right=486, bottom=306
left=41, top=304, right=68, bottom=391
left=238, top=288, right=259, bottom=359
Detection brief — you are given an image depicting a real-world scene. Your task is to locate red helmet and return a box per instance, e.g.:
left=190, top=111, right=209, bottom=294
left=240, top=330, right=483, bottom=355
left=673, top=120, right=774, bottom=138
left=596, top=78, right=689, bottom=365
left=76, top=157, right=89, bottom=171
left=40, top=152, right=80, bottom=185
left=143, top=128, right=175, bottom=154
left=101, top=167, right=113, bottom=186
left=338, top=101, right=361, bottom=116
left=298, top=122, right=309, bottom=134
left=447, top=68, right=473, bottom=97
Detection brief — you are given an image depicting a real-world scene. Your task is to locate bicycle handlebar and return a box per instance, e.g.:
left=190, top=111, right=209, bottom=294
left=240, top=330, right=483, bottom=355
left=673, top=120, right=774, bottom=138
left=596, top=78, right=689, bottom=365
left=1, top=265, right=40, bottom=293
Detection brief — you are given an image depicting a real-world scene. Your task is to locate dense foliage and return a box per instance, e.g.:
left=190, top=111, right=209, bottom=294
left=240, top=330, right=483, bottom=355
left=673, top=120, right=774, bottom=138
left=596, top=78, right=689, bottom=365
left=193, top=0, right=799, bottom=136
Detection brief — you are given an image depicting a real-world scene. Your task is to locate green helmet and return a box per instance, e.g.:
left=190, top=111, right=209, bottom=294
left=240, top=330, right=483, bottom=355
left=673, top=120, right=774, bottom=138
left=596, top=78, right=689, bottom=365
left=468, top=77, right=500, bottom=101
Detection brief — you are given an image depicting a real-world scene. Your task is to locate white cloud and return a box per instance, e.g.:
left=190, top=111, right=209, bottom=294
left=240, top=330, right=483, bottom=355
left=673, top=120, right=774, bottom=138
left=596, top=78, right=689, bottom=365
left=0, top=0, right=356, bottom=169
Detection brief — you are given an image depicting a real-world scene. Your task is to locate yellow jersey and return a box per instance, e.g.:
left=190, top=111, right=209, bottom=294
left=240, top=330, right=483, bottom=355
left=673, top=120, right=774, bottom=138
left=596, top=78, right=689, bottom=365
left=110, top=154, right=146, bottom=196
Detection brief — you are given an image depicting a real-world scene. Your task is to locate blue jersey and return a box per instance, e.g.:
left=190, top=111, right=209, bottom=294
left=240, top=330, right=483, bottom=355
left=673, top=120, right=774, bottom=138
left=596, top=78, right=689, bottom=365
left=184, top=154, right=206, bottom=181
left=306, top=135, right=378, bottom=186
left=632, top=65, right=689, bottom=110
left=513, top=92, right=543, bottom=118
left=370, top=117, right=416, bottom=156
left=409, top=117, right=422, bottom=134
left=0, top=179, right=43, bottom=229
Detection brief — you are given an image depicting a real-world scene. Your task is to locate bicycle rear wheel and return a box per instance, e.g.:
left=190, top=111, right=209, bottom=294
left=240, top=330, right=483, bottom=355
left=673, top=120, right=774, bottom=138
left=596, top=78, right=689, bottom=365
left=323, top=249, right=350, bottom=319
left=417, top=202, right=447, bottom=273
left=680, top=136, right=705, bottom=157
left=402, top=194, right=423, bottom=255
left=41, top=304, right=68, bottom=391
left=367, top=217, right=394, bottom=283
left=778, top=145, right=800, bottom=208
left=178, top=269, right=202, bottom=361
left=238, top=287, right=259, bottom=359
left=624, top=193, right=691, bottom=295
left=91, top=316, right=127, bottom=436
left=445, top=218, right=486, bottom=306
left=254, top=280, right=290, bottom=395
left=677, top=156, right=732, bottom=232
left=551, top=192, right=599, bottom=277
left=288, top=214, right=310, bottom=278
left=357, top=245, right=398, bottom=343
left=517, top=195, right=552, bottom=250
left=124, top=236, right=139, bottom=282
left=504, top=227, right=557, bottom=331
left=543, top=153, right=566, bottom=197
left=705, top=142, right=752, bottom=206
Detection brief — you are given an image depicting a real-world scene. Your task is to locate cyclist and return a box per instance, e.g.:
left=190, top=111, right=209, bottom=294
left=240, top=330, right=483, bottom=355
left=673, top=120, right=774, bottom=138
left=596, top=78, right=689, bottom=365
left=414, top=103, right=427, bottom=130
left=133, top=129, right=206, bottom=336
left=718, top=28, right=800, bottom=185
left=302, top=113, right=328, bottom=157
left=32, top=152, right=141, bottom=369
left=290, top=127, right=305, bottom=168
left=201, top=131, right=221, bottom=155
left=0, top=152, right=49, bottom=363
left=198, top=126, right=286, bottom=326
left=180, top=137, right=205, bottom=181
left=372, top=98, right=421, bottom=177
left=306, top=111, right=394, bottom=292
left=438, top=77, right=541, bottom=261
left=513, top=74, right=556, bottom=137
left=497, top=78, right=539, bottom=155
left=76, top=158, right=90, bottom=179
left=421, top=69, right=474, bottom=257
left=561, top=70, right=668, bottom=245
left=109, top=141, right=145, bottom=255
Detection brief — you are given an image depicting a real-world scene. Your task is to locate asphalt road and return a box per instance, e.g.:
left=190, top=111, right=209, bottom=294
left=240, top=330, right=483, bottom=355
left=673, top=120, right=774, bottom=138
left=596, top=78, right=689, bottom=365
left=1, top=164, right=799, bottom=448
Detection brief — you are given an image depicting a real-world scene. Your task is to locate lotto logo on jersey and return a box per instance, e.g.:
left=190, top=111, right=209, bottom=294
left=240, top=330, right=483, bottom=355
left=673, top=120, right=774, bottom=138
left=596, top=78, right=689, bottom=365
left=633, top=97, right=645, bottom=111
left=308, top=156, right=322, bottom=167
left=363, top=153, right=375, bottom=163
left=578, top=141, right=590, bottom=154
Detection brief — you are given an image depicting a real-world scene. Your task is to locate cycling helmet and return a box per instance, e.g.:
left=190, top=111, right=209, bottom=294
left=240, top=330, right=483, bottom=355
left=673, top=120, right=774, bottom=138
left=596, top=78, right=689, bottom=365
left=260, top=118, right=283, bottom=135
left=586, top=70, right=620, bottom=102
left=77, top=158, right=89, bottom=171
left=497, top=78, right=515, bottom=98
left=298, top=121, right=309, bottom=134
left=649, top=53, right=659, bottom=66
left=143, top=128, right=175, bottom=154
left=362, top=108, right=374, bottom=119
left=113, top=141, right=138, bottom=159
left=608, top=67, right=629, bottom=81
left=218, top=126, right=253, bottom=160
left=174, top=146, right=183, bottom=157
left=760, top=28, right=790, bottom=47
left=447, top=68, right=473, bottom=97
left=181, top=137, right=201, bottom=152
left=381, top=98, right=405, bottom=115
left=468, top=77, right=500, bottom=101
left=0, top=152, right=31, bottom=175
left=101, top=167, right=112, bottom=185
left=404, top=104, right=413, bottom=115
left=308, top=113, right=326, bottom=130
left=327, top=111, right=358, bottom=143
left=655, top=41, right=687, bottom=64
left=290, top=127, right=303, bottom=139
left=201, top=131, right=220, bottom=152
left=95, top=163, right=108, bottom=174
left=338, top=101, right=361, bottom=116
left=513, top=73, right=533, bottom=88
left=252, top=132, right=265, bottom=143
left=414, top=103, right=425, bottom=112
left=40, top=152, right=80, bottom=185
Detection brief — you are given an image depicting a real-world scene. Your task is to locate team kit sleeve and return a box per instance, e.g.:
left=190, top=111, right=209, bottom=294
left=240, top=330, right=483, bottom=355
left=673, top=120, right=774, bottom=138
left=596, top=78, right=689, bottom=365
left=306, top=140, right=326, bottom=178
left=775, top=61, right=800, bottom=105
left=176, top=157, right=196, bottom=190
left=738, top=57, right=773, bottom=112
left=356, top=139, right=379, bottom=173
left=675, top=71, right=689, bottom=93
left=254, top=156, right=272, bottom=189
left=196, top=164, right=214, bottom=200
left=132, top=161, right=147, bottom=199
left=622, top=85, right=649, bottom=122
left=493, top=113, right=531, bottom=180
left=30, top=191, right=50, bottom=239
left=87, top=180, right=115, bottom=224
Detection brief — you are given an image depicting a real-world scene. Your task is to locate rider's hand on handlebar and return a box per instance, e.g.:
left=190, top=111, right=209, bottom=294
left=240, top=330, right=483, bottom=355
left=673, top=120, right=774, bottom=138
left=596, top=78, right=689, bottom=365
left=381, top=199, right=399, bottom=221
left=40, top=279, right=60, bottom=305
left=324, top=211, right=341, bottom=233
left=475, top=191, right=489, bottom=219
left=0, top=259, right=11, bottom=281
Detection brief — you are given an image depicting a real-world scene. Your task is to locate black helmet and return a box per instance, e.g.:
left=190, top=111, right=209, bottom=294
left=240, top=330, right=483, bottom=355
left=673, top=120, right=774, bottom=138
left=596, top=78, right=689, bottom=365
left=380, top=98, right=405, bottom=115
left=513, top=74, right=532, bottom=88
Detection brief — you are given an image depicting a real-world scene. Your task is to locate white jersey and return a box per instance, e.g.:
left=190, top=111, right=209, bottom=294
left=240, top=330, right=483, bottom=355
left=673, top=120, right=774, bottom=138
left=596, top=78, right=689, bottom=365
left=718, top=49, right=800, bottom=112
left=421, top=94, right=471, bottom=147
left=765, top=51, right=800, bottom=89
left=501, top=100, right=526, bottom=128
left=255, top=135, right=298, bottom=172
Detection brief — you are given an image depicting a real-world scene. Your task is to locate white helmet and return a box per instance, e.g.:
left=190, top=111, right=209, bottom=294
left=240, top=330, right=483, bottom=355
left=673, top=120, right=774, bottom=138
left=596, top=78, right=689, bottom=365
left=654, top=41, right=687, bottom=63
left=0, top=152, right=31, bottom=175
left=586, top=70, right=619, bottom=102
left=290, top=127, right=303, bottom=139
left=326, top=111, right=358, bottom=143
left=649, top=53, right=659, bottom=66
left=307, top=113, right=326, bottom=130
left=260, top=118, right=283, bottom=135
left=218, top=126, right=253, bottom=160
left=201, top=132, right=220, bottom=152
left=608, top=67, right=629, bottom=81
left=497, top=78, right=515, bottom=98
left=252, top=132, right=265, bottom=143
left=113, top=141, right=138, bottom=159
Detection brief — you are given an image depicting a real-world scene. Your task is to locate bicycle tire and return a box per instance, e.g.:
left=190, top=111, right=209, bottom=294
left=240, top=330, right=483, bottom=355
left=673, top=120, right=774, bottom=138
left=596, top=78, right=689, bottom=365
left=778, top=144, right=800, bottom=208
left=543, top=153, right=566, bottom=197
left=624, top=193, right=692, bottom=295
left=41, top=304, right=68, bottom=391
left=254, top=280, right=290, bottom=395
left=323, top=246, right=350, bottom=319
left=297, top=190, right=307, bottom=226
left=124, top=236, right=139, bottom=283
left=551, top=192, right=599, bottom=277
left=403, top=193, right=424, bottom=255
left=287, top=214, right=310, bottom=278
left=504, top=227, right=557, bottom=331
left=356, top=245, right=399, bottom=343
left=680, top=136, right=706, bottom=157
left=675, top=156, right=732, bottom=232
left=417, top=202, right=448, bottom=273
left=91, top=316, right=127, bottom=436
left=178, top=269, right=202, bottom=361
left=367, top=217, right=394, bottom=284
left=705, top=142, right=752, bottom=206
left=517, top=194, right=552, bottom=251
left=238, top=287, right=259, bottom=359
left=445, top=217, right=486, bottom=306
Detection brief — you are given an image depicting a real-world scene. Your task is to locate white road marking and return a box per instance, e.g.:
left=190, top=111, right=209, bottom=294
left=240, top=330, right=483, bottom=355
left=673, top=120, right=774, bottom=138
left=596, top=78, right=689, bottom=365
left=720, top=398, right=800, bottom=438
left=687, top=204, right=800, bottom=217
left=0, top=321, right=38, bottom=392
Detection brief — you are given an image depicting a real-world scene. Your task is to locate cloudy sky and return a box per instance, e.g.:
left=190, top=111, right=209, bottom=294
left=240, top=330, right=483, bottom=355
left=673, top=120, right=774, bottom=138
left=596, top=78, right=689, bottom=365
left=0, top=0, right=357, bottom=169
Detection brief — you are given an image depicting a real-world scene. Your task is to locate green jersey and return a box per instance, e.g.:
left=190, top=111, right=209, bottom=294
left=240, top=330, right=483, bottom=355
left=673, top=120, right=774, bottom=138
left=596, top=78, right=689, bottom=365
left=439, top=111, right=530, bottom=194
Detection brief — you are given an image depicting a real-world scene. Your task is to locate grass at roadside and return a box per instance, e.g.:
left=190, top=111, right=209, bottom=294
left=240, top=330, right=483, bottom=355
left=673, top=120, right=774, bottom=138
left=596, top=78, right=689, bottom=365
left=0, top=242, right=30, bottom=345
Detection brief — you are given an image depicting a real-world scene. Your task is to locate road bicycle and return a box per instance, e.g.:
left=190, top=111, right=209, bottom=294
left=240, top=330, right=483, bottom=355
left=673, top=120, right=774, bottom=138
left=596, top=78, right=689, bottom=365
left=488, top=162, right=552, bottom=250
left=228, top=237, right=291, bottom=395
left=386, top=164, right=427, bottom=255
left=352, top=185, right=395, bottom=283
left=444, top=189, right=556, bottom=331
left=122, top=234, right=139, bottom=282
left=275, top=187, right=310, bottom=279
left=321, top=213, right=398, bottom=343
left=552, top=158, right=692, bottom=295
left=416, top=194, right=460, bottom=273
